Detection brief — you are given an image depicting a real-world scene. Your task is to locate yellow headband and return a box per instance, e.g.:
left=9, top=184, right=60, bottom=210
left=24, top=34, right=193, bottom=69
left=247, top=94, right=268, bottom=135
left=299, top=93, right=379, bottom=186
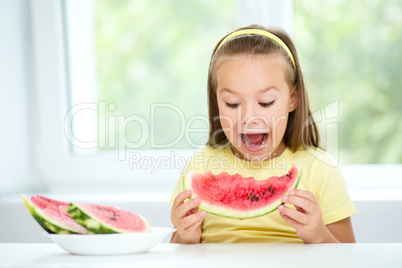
left=216, top=29, right=296, bottom=68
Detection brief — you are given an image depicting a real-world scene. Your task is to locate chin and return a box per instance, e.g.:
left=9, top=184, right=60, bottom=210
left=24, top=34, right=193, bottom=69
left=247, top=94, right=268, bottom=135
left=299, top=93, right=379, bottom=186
left=232, top=146, right=273, bottom=162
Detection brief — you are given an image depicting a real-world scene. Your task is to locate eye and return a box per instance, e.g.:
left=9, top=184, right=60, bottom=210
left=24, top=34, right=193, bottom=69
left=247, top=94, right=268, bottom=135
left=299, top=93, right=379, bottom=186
left=259, top=101, right=275, bottom=108
left=225, top=102, right=240, bottom=108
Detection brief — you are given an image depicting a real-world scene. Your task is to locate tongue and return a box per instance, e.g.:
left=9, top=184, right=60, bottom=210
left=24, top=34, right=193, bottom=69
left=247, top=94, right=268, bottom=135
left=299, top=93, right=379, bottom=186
left=246, top=134, right=265, bottom=145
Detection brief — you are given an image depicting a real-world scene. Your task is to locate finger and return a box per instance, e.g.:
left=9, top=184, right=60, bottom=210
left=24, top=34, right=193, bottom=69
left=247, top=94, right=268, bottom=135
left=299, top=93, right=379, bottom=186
left=182, top=210, right=206, bottom=229
left=172, top=190, right=192, bottom=210
left=288, top=190, right=320, bottom=206
left=282, top=195, right=316, bottom=214
left=176, top=198, right=201, bottom=219
left=280, top=211, right=302, bottom=230
left=187, top=207, right=200, bottom=216
left=278, top=205, right=307, bottom=225
left=185, top=211, right=206, bottom=231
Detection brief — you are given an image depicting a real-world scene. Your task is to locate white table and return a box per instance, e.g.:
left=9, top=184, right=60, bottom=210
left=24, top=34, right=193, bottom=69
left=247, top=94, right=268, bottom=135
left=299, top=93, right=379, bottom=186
left=0, top=243, right=401, bottom=268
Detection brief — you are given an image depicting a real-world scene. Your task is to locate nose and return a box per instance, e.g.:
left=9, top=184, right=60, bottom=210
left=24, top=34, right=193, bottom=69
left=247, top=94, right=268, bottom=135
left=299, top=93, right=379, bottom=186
left=241, top=104, right=264, bottom=126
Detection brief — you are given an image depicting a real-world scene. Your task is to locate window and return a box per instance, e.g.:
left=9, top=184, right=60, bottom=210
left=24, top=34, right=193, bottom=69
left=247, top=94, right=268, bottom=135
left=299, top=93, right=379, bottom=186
left=64, top=0, right=237, bottom=153
left=294, top=0, right=402, bottom=165
left=30, top=0, right=401, bottom=193
left=32, top=0, right=293, bottom=191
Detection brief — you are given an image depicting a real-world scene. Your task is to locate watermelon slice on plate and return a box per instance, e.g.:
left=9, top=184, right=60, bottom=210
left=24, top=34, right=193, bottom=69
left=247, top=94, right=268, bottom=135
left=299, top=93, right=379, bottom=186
left=183, top=164, right=301, bottom=219
left=21, top=195, right=90, bottom=234
left=67, top=203, right=151, bottom=234
left=22, top=195, right=152, bottom=235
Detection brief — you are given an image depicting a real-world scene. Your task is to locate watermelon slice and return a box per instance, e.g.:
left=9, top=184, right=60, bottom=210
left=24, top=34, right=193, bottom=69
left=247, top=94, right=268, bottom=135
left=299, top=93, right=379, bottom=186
left=183, top=164, right=301, bottom=219
left=21, top=195, right=90, bottom=234
left=67, top=203, right=151, bottom=234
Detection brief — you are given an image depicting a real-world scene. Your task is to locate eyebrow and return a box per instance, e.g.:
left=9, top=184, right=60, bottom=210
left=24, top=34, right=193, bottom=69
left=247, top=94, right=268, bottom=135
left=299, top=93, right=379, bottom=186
left=219, top=88, right=236, bottom=95
left=219, top=86, right=278, bottom=94
left=258, top=86, right=279, bottom=93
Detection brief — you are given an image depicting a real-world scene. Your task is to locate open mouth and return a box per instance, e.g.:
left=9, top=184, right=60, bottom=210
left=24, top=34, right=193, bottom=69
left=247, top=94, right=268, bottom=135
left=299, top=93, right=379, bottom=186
left=240, top=133, right=268, bottom=152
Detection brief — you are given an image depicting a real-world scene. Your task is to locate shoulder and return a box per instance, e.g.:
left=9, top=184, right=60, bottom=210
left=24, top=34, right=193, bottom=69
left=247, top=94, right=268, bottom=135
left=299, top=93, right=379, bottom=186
left=182, top=145, right=228, bottom=174
left=190, top=145, right=230, bottom=165
left=290, top=146, right=340, bottom=172
left=287, top=146, right=344, bottom=190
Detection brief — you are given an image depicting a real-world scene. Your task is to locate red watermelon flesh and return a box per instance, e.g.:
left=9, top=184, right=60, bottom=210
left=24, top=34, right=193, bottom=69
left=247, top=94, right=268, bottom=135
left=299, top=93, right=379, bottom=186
left=183, top=164, right=301, bottom=219
left=22, top=195, right=89, bottom=234
left=67, top=203, right=151, bottom=233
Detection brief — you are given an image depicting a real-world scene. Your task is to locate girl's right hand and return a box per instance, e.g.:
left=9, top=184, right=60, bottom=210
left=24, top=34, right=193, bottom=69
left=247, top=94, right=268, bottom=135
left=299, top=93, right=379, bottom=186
left=170, top=190, right=206, bottom=244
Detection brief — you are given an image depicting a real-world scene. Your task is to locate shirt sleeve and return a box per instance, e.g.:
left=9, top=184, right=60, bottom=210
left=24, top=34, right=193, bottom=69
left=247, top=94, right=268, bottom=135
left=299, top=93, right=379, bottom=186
left=169, top=175, right=185, bottom=206
left=311, top=156, right=357, bottom=225
left=168, top=152, right=195, bottom=206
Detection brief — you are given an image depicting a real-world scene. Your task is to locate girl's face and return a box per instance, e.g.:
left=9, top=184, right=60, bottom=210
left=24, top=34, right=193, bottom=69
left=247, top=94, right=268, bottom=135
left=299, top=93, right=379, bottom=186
left=215, top=54, right=298, bottom=162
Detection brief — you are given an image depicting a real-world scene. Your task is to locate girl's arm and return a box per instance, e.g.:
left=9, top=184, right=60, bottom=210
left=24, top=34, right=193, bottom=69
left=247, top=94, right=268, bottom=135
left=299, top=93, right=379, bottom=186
left=170, top=227, right=203, bottom=244
left=326, top=217, right=356, bottom=243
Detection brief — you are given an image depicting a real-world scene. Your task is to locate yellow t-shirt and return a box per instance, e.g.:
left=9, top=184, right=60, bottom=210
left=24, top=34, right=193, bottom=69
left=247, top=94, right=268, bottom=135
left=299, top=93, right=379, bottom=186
left=169, top=145, right=356, bottom=243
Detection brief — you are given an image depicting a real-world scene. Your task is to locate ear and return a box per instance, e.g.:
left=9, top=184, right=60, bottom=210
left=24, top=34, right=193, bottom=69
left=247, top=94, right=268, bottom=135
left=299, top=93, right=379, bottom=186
left=289, top=88, right=298, bottom=112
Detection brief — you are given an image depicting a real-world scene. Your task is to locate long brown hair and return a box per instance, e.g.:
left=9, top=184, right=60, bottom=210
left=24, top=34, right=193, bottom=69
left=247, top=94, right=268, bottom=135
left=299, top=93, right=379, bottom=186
left=206, top=24, right=320, bottom=152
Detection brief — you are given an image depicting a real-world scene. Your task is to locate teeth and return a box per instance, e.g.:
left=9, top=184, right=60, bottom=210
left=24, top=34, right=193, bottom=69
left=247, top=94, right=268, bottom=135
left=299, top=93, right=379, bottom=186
left=260, top=135, right=267, bottom=146
left=244, top=137, right=252, bottom=147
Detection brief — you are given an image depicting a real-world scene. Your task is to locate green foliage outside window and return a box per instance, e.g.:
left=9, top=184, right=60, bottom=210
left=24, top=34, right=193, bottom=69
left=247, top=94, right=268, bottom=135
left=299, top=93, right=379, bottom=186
left=94, top=0, right=402, bottom=164
left=95, top=0, right=236, bottom=150
left=295, top=0, right=402, bottom=164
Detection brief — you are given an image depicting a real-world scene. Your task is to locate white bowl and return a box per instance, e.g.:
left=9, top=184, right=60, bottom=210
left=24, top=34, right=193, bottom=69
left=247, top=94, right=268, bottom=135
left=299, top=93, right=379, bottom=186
left=46, top=227, right=175, bottom=255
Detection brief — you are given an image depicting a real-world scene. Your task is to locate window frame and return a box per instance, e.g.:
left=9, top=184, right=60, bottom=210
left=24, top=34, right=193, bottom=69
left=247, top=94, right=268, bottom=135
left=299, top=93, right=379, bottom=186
left=30, top=0, right=186, bottom=191
left=30, top=0, right=402, bottom=193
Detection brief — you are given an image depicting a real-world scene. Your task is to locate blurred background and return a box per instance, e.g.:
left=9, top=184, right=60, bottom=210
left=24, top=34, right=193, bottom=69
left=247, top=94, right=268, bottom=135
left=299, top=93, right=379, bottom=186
left=90, top=0, right=402, bottom=164
left=1, top=0, right=401, bottom=243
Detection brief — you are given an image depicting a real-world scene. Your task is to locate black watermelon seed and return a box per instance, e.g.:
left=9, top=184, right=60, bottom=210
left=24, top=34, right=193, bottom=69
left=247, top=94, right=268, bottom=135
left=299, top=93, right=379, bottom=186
left=268, top=186, right=273, bottom=192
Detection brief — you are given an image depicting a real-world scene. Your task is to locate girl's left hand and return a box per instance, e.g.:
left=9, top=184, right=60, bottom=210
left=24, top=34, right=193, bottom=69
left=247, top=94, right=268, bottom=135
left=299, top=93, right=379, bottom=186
left=278, top=189, right=335, bottom=243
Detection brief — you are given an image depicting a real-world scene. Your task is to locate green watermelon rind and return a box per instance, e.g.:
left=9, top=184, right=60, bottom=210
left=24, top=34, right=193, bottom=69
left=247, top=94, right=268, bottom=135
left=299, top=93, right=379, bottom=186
left=67, top=203, right=152, bottom=234
left=183, top=166, right=302, bottom=219
left=20, top=195, right=90, bottom=234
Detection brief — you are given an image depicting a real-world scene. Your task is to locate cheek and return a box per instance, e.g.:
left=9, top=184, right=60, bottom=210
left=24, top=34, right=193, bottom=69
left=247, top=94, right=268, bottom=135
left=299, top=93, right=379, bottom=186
left=275, top=117, right=288, bottom=134
left=266, top=101, right=290, bottom=134
left=218, top=106, right=237, bottom=131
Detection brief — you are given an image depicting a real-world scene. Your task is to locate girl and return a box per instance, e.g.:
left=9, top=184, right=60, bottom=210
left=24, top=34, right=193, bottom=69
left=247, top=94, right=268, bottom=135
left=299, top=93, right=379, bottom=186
left=169, top=25, right=356, bottom=244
